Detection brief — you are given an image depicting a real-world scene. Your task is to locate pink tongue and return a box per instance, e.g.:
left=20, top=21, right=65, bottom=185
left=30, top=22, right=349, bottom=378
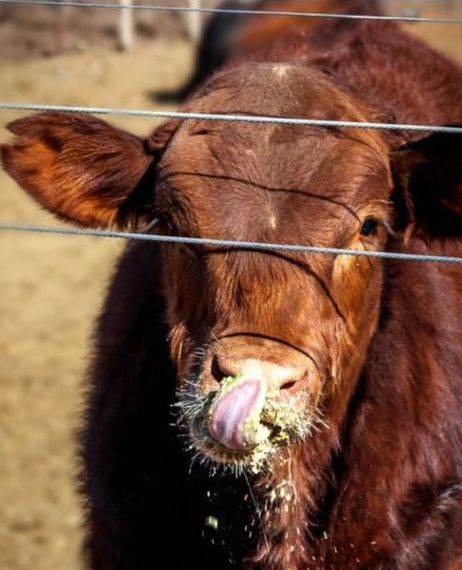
left=208, top=379, right=263, bottom=451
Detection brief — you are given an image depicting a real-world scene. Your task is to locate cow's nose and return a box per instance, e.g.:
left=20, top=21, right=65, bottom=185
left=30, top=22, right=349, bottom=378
left=210, top=354, right=308, bottom=393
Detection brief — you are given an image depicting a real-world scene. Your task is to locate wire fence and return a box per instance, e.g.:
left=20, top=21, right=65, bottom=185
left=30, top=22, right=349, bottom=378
left=1, top=0, right=462, bottom=25
left=1, top=223, right=461, bottom=265
left=0, top=0, right=461, bottom=266
left=1, top=101, right=462, bottom=134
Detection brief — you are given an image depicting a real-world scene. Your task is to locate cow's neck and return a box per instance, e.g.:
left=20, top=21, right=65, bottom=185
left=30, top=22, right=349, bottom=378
left=313, top=257, right=461, bottom=568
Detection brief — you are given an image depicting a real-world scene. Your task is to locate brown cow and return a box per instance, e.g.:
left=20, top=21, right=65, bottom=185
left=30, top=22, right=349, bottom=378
left=2, top=1, right=462, bottom=569
left=155, top=0, right=381, bottom=102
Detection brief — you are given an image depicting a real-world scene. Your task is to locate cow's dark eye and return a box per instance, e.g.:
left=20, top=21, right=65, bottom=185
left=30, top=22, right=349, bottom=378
left=360, top=218, right=379, bottom=237
left=157, top=212, right=176, bottom=234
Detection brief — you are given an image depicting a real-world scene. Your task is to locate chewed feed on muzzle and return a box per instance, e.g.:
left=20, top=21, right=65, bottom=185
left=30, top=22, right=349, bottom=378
left=176, top=374, right=319, bottom=473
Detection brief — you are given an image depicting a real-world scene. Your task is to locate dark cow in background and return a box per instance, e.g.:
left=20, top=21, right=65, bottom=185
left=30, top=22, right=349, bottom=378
left=156, top=0, right=381, bottom=102
left=2, top=0, right=462, bottom=568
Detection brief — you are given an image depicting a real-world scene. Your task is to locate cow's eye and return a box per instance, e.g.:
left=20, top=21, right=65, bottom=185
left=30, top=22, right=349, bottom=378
left=360, top=217, right=379, bottom=237
left=157, top=212, right=176, bottom=234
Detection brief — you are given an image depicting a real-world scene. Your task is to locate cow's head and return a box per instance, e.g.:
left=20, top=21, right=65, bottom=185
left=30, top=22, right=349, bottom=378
left=2, top=64, right=461, bottom=472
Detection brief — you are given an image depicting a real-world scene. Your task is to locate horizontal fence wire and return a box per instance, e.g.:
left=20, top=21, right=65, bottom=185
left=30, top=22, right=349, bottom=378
left=0, top=3, right=460, bottom=265
left=0, top=0, right=461, bottom=24
left=1, top=102, right=462, bottom=134
left=0, top=223, right=461, bottom=265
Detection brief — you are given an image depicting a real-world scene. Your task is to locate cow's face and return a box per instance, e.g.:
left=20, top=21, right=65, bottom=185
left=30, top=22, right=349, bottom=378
left=2, top=64, right=461, bottom=471
left=155, top=65, right=392, bottom=468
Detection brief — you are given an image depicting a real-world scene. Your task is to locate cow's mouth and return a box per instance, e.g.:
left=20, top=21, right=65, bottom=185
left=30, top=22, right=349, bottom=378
left=177, top=376, right=312, bottom=473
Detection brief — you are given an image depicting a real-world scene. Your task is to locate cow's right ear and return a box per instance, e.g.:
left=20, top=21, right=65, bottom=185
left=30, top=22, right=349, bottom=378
left=391, top=129, right=462, bottom=240
left=1, top=112, right=177, bottom=229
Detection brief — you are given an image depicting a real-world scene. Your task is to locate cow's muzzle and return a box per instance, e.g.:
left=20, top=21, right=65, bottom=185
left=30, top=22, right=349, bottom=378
left=175, top=348, right=321, bottom=472
left=205, top=357, right=309, bottom=452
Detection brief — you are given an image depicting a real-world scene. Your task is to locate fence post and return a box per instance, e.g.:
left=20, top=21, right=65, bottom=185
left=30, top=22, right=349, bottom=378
left=119, top=0, right=134, bottom=51
left=186, top=0, right=202, bottom=42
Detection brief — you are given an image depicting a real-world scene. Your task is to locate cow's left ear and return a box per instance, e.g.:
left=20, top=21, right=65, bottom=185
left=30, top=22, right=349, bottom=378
left=392, top=129, right=462, bottom=239
left=1, top=112, right=179, bottom=230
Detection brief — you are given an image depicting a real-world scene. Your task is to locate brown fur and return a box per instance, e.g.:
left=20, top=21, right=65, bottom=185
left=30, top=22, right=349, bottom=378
left=159, top=0, right=381, bottom=102
left=1, top=1, right=462, bottom=568
left=235, top=0, right=381, bottom=53
left=1, top=113, right=157, bottom=228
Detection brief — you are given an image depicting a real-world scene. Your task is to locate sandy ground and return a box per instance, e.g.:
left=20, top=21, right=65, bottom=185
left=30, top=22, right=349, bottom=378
left=0, top=37, right=192, bottom=570
left=0, top=4, right=461, bottom=570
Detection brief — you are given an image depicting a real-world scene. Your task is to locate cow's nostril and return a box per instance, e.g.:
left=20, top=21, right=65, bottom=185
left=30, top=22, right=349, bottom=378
left=279, top=369, right=308, bottom=392
left=211, top=354, right=234, bottom=383
left=280, top=380, right=297, bottom=391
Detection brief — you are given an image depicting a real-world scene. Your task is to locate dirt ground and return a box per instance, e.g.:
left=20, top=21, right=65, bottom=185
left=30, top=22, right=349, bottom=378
left=0, top=3, right=461, bottom=570
left=0, top=32, right=192, bottom=570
